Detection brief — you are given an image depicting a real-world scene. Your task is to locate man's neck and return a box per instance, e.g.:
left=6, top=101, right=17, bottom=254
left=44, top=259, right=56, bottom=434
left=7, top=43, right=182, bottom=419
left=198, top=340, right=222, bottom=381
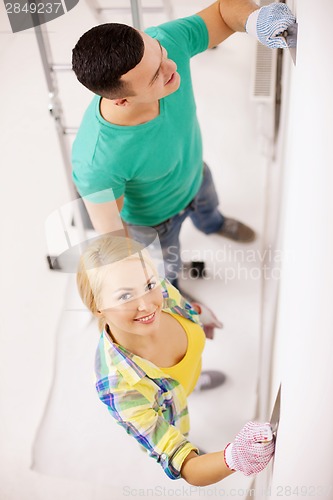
left=100, top=98, right=160, bottom=126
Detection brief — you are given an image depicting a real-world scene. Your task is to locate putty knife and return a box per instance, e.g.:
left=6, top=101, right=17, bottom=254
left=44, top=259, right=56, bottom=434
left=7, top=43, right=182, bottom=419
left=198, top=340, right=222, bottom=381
left=258, top=384, right=281, bottom=444
left=270, top=384, right=281, bottom=438
left=283, top=22, right=298, bottom=65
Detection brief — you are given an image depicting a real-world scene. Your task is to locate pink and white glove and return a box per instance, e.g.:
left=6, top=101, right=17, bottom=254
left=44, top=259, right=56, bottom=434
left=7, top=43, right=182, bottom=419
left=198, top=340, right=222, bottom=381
left=192, top=302, right=223, bottom=340
left=224, top=421, right=275, bottom=476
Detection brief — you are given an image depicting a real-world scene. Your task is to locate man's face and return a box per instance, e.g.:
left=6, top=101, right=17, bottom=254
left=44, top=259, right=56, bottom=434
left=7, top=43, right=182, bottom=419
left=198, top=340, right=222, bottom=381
left=120, top=32, right=181, bottom=103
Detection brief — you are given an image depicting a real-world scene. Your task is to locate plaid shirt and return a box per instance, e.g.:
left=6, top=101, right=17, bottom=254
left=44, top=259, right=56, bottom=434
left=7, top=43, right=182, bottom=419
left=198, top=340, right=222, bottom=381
left=95, top=279, right=201, bottom=479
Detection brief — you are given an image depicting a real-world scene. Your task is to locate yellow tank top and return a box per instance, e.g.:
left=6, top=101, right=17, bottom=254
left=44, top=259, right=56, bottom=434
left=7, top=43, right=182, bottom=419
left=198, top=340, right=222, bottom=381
left=159, top=312, right=206, bottom=396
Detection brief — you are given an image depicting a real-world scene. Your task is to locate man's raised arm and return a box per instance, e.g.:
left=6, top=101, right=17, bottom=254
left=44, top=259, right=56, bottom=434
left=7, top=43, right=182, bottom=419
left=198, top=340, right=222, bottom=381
left=83, top=195, right=125, bottom=234
left=197, top=0, right=296, bottom=49
left=218, top=0, right=259, bottom=33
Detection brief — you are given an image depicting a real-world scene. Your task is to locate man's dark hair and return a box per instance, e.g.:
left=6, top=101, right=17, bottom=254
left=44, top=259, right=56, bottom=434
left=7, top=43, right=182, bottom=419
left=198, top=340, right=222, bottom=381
left=72, top=23, right=145, bottom=99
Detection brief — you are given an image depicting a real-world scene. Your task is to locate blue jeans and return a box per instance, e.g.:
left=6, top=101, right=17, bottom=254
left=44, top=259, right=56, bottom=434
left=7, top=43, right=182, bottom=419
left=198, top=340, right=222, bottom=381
left=144, top=163, right=224, bottom=286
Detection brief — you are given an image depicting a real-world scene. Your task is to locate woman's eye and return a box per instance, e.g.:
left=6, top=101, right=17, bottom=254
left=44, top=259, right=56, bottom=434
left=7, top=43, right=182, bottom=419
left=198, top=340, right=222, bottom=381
left=146, top=281, right=156, bottom=291
left=118, top=293, right=132, bottom=301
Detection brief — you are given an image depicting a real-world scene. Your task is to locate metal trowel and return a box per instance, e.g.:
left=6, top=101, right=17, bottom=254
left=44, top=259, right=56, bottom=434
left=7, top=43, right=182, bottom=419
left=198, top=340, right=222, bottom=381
left=267, top=384, right=281, bottom=472
left=258, top=384, right=281, bottom=446
left=270, top=384, right=281, bottom=438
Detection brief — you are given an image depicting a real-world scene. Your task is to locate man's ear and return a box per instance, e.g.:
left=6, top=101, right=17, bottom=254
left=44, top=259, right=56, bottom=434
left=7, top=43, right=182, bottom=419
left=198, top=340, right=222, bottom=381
left=113, top=98, right=129, bottom=107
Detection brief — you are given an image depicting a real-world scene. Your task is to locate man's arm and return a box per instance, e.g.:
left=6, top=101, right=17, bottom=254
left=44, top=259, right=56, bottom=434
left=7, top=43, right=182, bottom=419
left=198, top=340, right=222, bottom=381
left=83, top=195, right=125, bottom=234
left=196, top=0, right=258, bottom=48
left=218, top=0, right=259, bottom=33
left=197, top=1, right=296, bottom=50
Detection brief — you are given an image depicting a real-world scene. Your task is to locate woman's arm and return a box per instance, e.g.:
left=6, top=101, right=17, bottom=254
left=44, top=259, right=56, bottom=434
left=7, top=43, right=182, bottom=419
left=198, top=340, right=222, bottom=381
left=181, top=421, right=275, bottom=486
left=97, top=381, right=199, bottom=480
left=98, top=383, right=274, bottom=484
left=181, top=450, right=234, bottom=486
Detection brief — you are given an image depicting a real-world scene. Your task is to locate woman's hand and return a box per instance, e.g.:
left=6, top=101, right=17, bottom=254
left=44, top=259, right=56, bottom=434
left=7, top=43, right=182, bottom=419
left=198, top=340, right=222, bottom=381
left=181, top=421, right=274, bottom=486
left=224, top=421, right=275, bottom=475
left=192, top=302, right=223, bottom=339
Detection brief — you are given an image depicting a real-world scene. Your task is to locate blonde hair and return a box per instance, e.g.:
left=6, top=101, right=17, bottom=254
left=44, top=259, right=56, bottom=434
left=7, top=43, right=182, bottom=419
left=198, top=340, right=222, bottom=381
left=76, top=235, right=157, bottom=332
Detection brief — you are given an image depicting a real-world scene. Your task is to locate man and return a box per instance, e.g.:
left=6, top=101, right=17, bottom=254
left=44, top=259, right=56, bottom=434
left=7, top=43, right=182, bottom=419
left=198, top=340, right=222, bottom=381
left=71, top=1, right=295, bottom=288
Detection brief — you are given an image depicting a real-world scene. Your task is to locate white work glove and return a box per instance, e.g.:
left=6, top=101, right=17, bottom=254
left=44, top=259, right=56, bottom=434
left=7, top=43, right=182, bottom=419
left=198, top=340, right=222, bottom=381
left=224, top=421, right=275, bottom=476
left=246, top=3, right=296, bottom=49
left=192, top=302, right=223, bottom=340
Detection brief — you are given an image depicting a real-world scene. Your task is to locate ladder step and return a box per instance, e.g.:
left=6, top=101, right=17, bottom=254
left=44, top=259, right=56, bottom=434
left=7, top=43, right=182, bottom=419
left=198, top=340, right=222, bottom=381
left=52, top=64, right=72, bottom=71
left=97, top=6, right=164, bottom=13
left=64, top=127, right=79, bottom=135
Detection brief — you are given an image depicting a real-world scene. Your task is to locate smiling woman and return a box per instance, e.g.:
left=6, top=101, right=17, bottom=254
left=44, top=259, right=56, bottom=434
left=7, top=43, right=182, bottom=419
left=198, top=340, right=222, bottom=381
left=76, top=233, right=275, bottom=486
left=77, top=235, right=161, bottom=331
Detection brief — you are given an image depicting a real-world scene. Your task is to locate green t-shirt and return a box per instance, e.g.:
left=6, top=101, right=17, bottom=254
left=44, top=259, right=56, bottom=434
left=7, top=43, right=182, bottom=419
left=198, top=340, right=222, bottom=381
left=72, top=15, right=209, bottom=226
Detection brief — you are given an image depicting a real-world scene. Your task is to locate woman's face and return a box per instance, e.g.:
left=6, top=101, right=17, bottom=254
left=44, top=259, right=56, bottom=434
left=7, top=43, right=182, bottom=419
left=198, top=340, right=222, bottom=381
left=96, top=256, right=164, bottom=336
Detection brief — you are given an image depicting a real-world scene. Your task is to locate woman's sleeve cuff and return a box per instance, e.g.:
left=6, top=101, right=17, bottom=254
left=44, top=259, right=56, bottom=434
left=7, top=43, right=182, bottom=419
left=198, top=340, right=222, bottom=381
left=224, top=442, right=236, bottom=471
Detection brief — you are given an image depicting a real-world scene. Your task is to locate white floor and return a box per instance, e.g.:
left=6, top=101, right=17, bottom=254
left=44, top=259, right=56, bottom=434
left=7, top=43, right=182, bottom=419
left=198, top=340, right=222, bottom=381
left=0, top=1, right=271, bottom=498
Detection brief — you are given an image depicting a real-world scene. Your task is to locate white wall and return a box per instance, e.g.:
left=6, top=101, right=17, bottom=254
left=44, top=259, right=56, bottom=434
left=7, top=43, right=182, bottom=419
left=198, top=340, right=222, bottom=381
left=270, top=1, right=333, bottom=497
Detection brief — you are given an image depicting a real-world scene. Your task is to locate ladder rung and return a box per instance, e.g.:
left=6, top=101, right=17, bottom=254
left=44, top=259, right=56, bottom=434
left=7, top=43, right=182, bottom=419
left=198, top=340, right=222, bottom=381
left=52, top=64, right=72, bottom=71
left=97, top=6, right=164, bottom=13
left=64, top=127, right=79, bottom=135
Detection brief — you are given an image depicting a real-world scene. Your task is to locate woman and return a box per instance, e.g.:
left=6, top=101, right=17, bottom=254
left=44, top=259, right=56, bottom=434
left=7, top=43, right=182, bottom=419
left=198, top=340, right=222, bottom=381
left=77, top=234, right=274, bottom=486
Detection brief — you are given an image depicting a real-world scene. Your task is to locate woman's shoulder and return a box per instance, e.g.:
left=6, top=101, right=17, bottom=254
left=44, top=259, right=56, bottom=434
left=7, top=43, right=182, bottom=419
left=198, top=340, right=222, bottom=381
left=161, top=279, right=201, bottom=326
